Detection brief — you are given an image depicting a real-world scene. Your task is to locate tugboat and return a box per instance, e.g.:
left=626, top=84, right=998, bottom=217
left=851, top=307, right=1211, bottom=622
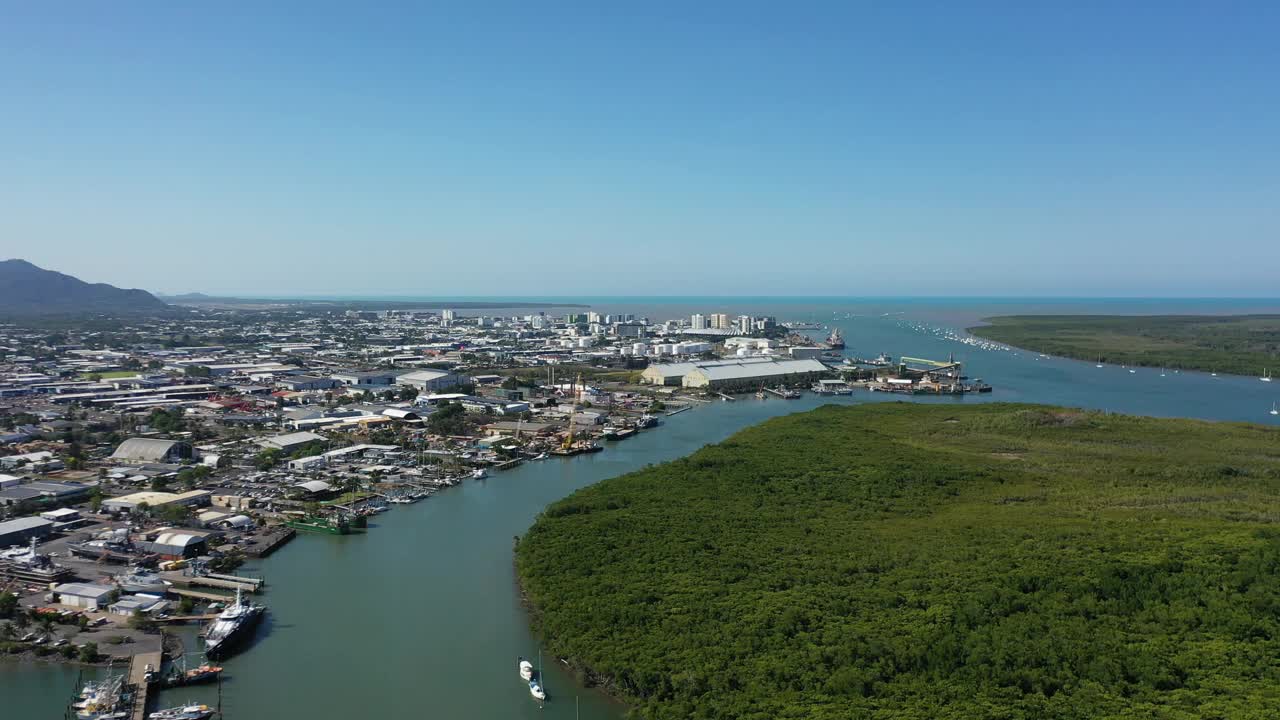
left=203, top=588, right=265, bottom=659
left=826, top=327, right=845, bottom=350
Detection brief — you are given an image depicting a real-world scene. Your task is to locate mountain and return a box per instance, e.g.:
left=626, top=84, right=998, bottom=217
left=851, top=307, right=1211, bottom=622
left=0, top=259, right=168, bottom=315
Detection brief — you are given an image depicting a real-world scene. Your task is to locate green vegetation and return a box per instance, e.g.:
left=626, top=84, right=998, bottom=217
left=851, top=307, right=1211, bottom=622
left=77, top=370, right=140, bottom=380
left=969, top=315, right=1280, bottom=375
left=517, top=403, right=1280, bottom=719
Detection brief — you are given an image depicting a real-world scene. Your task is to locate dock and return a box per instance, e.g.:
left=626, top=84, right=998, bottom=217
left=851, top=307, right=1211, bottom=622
left=161, top=571, right=262, bottom=593
left=665, top=406, right=691, bottom=416
left=167, top=587, right=233, bottom=602
left=128, top=650, right=162, bottom=720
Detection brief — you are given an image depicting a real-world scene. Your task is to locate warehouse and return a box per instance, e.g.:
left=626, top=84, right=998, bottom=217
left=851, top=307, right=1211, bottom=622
left=54, top=583, right=116, bottom=611
left=0, top=517, right=54, bottom=547
left=111, top=438, right=194, bottom=463
left=640, top=357, right=787, bottom=387
left=682, top=359, right=831, bottom=391
left=395, top=369, right=466, bottom=392
left=258, top=430, right=326, bottom=453
left=143, top=531, right=208, bottom=560
left=278, top=375, right=340, bottom=391
left=101, top=489, right=212, bottom=514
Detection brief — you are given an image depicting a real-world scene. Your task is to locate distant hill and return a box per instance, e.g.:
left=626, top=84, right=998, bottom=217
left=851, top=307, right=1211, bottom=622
left=0, top=259, right=168, bottom=315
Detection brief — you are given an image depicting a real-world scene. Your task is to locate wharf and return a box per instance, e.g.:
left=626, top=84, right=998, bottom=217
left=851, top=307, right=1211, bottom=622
left=665, top=406, right=691, bottom=416
left=128, top=650, right=162, bottom=720
left=168, top=587, right=232, bottom=602
left=161, top=572, right=260, bottom=593
left=247, top=527, right=295, bottom=557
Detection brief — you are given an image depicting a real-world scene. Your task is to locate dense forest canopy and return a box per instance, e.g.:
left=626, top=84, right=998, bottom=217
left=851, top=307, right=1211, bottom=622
left=968, top=314, right=1280, bottom=376
left=517, top=403, right=1280, bottom=719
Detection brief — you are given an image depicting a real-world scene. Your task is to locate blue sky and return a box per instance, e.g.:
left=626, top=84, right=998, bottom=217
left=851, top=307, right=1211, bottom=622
left=2, top=2, right=1277, bottom=297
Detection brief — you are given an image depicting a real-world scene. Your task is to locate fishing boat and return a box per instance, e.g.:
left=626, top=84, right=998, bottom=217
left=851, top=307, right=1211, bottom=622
left=284, top=513, right=350, bottom=535
left=518, top=657, right=534, bottom=681
left=203, top=588, right=265, bottom=659
left=148, top=704, right=215, bottom=720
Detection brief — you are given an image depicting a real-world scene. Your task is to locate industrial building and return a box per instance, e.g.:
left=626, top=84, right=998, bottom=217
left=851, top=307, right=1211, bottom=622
left=682, top=358, right=829, bottom=390
left=101, top=489, right=212, bottom=514
left=641, top=357, right=780, bottom=386
left=257, top=430, right=326, bottom=453
left=395, top=369, right=466, bottom=392
left=142, top=530, right=208, bottom=560
left=54, top=583, right=116, bottom=611
left=0, top=516, right=54, bottom=547
left=111, top=438, right=194, bottom=463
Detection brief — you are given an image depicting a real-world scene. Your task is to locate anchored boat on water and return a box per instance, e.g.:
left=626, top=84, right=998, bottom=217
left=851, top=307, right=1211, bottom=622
left=148, top=704, right=215, bottom=720
left=284, top=513, right=351, bottom=535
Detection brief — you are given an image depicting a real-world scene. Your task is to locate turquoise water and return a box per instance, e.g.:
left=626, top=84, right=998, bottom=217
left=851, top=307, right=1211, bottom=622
left=5, top=299, right=1279, bottom=718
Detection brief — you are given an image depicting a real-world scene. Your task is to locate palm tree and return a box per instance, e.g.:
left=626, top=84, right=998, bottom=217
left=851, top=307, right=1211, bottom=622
left=0, top=622, right=15, bottom=641
left=37, top=615, right=56, bottom=641
left=12, top=610, right=30, bottom=633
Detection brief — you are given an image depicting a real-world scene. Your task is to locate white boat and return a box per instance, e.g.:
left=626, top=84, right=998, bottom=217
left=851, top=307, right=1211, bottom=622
left=148, top=704, right=215, bottom=720
left=529, top=679, right=546, bottom=701
left=1271, top=402, right=1278, bottom=416
left=472, top=468, right=488, bottom=479
left=1128, top=369, right=1136, bottom=374
left=1263, top=368, right=1273, bottom=382
left=533, top=453, right=547, bottom=461
left=519, top=657, right=534, bottom=681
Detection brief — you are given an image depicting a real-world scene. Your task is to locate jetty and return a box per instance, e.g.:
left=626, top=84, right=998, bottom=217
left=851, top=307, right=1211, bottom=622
left=128, top=650, right=162, bottom=720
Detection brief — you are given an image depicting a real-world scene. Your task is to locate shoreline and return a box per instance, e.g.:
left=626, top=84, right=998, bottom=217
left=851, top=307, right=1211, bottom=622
left=513, top=545, right=631, bottom=709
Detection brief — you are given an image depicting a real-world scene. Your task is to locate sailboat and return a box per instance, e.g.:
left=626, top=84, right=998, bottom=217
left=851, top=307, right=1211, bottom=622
left=1271, top=402, right=1278, bottom=416
left=1262, top=368, right=1273, bottom=383
left=529, top=649, right=547, bottom=701
left=1095, top=357, right=1103, bottom=368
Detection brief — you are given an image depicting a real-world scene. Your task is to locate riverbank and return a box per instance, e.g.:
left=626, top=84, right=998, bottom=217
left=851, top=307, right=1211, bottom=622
left=968, top=314, right=1280, bottom=376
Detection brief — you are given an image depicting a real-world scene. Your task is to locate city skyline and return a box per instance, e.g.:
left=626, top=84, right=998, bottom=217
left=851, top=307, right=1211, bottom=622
left=3, top=3, right=1278, bottom=296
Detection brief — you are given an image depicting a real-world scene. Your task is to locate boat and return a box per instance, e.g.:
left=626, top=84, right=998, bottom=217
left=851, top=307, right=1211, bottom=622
left=826, top=327, right=845, bottom=350
left=1271, top=402, right=1278, bottom=416
left=532, top=452, right=547, bottom=460
left=780, top=389, right=801, bottom=399
left=203, top=588, right=265, bottom=659
left=1263, top=368, right=1273, bottom=383
left=71, top=674, right=129, bottom=719
left=1128, top=369, right=1136, bottom=374
left=113, top=567, right=170, bottom=594
left=284, top=514, right=351, bottom=535
left=635, top=414, right=659, bottom=429
left=161, top=661, right=223, bottom=688
left=755, top=388, right=767, bottom=400
left=519, top=656, right=534, bottom=681
left=602, top=426, right=637, bottom=441
left=148, top=704, right=215, bottom=720
left=472, top=468, right=488, bottom=479
left=528, top=649, right=547, bottom=701
left=0, top=537, right=73, bottom=583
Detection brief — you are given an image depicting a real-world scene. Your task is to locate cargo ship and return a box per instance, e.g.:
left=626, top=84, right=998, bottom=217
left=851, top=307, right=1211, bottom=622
left=825, top=327, right=845, bottom=350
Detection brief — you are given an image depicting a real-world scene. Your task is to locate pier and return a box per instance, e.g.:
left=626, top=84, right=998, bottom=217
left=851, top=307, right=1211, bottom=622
left=128, top=650, right=162, bottom=720
left=161, top=571, right=262, bottom=593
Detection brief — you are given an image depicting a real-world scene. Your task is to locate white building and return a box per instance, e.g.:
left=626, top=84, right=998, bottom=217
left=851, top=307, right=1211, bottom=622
left=690, top=314, right=707, bottom=330
left=396, top=369, right=466, bottom=392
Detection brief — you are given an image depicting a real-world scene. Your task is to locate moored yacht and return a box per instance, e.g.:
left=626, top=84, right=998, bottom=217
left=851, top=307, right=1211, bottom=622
left=519, top=657, right=534, bottom=681
left=203, top=588, right=265, bottom=659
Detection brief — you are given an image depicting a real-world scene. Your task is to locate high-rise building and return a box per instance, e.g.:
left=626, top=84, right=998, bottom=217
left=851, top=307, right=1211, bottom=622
left=737, top=315, right=753, bottom=334
left=710, top=313, right=730, bottom=329
left=691, top=313, right=707, bottom=330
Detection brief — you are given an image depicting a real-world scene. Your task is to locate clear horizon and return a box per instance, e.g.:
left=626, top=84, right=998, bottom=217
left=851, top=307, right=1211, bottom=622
left=3, top=4, right=1278, bottom=296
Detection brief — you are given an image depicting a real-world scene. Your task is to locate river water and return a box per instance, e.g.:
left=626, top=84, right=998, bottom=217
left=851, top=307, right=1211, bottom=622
left=5, top=299, right=1279, bottom=718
